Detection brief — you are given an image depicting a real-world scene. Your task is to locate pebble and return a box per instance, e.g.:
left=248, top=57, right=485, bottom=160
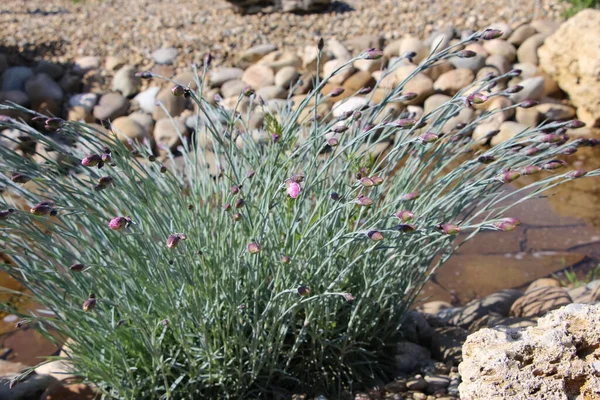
left=152, top=47, right=178, bottom=65
left=485, top=54, right=511, bottom=75
left=332, top=96, right=370, bottom=118
left=237, top=43, right=278, bottom=66
left=33, top=61, right=64, bottom=80
left=256, top=85, right=287, bottom=100
left=152, top=88, right=186, bottom=120
left=209, top=67, right=245, bottom=88
left=1, top=66, right=33, bottom=91
left=517, top=33, right=547, bottom=65
left=274, top=66, right=300, bottom=88
left=257, top=51, right=301, bottom=72
left=491, top=121, right=529, bottom=146
left=128, top=111, right=155, bottom=137
left=406, top=375, right=428, bottom=391
left=508, top=24, right=537, bottom=46
left=40, top=382, right=97, bottom=400
left=449, top=53, right=485, bottom=72
left=133, top=86, right=161, bottom=114
left=508, top=76, right=545, bottom=103
left=403, top=73, right=434, bottom=104
left=93, top=92, right=129, bottom=120
left=322, top=59, right=355, bottom=85
left=111, top=65, right=141, bottom=97
left=69, top=92, right=98, bottom=113
left=111, top=116, right=148, bottom=145
left=433, top=69, right=474, bottom=95
left=242, top=64, right=275, bottom=89
left=154, top=117, right=188, bottom=150
left=424, top=375, right=451, bottom=393
left=73, top=56, right=100, bottom=74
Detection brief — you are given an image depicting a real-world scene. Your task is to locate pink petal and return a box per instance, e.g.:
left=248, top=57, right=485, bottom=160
left=286, top=182, right=301, bottom=199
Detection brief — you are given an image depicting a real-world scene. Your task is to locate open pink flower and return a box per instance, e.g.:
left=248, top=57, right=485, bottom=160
left=286, top=181, right=301, bottom=199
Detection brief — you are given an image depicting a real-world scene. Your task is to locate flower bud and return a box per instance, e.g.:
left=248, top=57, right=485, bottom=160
left=360, top=177, right=374, bottom=187
left=371, top=176, right=383, bottom=186
left=297, top=286, right=310, bottom=296
left=15, top=320, right=25, bottom=329
left=397, top=224, right=416, bottom=233
left=11, top=173, right=30, bottom=183
left=247, top=242, right=260, bottom=254
left=330, top=87, right=345, bottom=97
left=367, top=230, right=384, bottom=241
left=271, top=133, right=280, bottom=143
left=467, top=92, right=488, bottom=105
left=281, top=255, right=291, bottom=264
left=542, top=159, right=566, bottom=170
left=477, top=154, right=495, bottom=164
left=520, top=165, right=542, bottom=175
left=400, top=192, right=419, bottom=201
left=395, top=118, right=416, bottom=128
left=455, top=50, right=476, bottom=58
left=109, top=216, right=132, bottom=230
left=30, top=202, right=54, bottom=216
left=399, top=92, right=418, bottom=102
left=331, top=192, right=340, bottom=201
left=44, top=118, right=63, bottom=130
left=356, top=195, right=374, bottom=207
left=505, top=85, right=523, bottom=94
left=481, top=29, right=503, bottom=40
left=343, top=293, right=355, bottom=302
left=364, top=48, right=384, bottom=60
left=560, top=146, right=577, bottom=155
left=539, top=133, right=564, bottom=143
left=567, top=169, right=586, bottom=179
left=167, top=233, right=187, bottom=249
left=81, top=154, right=102, bottom=167
left=358, top=86, right=373, bottom=95
left=83, top=294, right=97, bottom=312
left=524, top=147, right=542, bottom=156
left=230, top=185, right=240, bottom=195
left=419, top=132, right=439, bottom=144
left=493, top=217, right=521, bottom=231
left=235, top=198, right=245, bottom=209
left=500, top=170, right=521, bottom=183
left=70, top=263, right=85, bottom=272
left=565, top=120, right=585, bottom=129
left=135, top=71, right=153, bottom=79
left=247, top=170, right=256, bottom=179
left=327, top=137, right=339, bottom=147
left=203, top=53, right=213, bottom=67
left=395, top=210, right=414, bottom=222
left=172, top=85, right=185, bottom=97
left=519, top=100, right=538, bottom=109
left=286, top=181, right=301, bottom=199
left=439, top=223, right=461, bottom=235
left=291, top=174, right=305, bottom=183
left=0, top=209, right=15, bottom=220
left=243, top=86, right=255, bottom=97
left=232, top=212, right=242, bottom=222
left=332, top=125, right=348, bottom=134
left=317, top=37, right=325, bottom=51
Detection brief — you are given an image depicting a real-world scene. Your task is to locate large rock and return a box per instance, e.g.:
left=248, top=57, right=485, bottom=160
left=395, top=341, right=433, bottom=373
left=1, top=66, right=33, bottom=91
left=459, top=304, right=600, bottom=400
left=24, top=73, right=64, bottom=105
left=448, top=289, right=523, bottom=329
left=538, top=9, right=600, bottom=127
left=509, top=286, right=572, bottom=318
left=430, top=326, right=469, bottom=365
left=0, top=373, right=58, bottom=400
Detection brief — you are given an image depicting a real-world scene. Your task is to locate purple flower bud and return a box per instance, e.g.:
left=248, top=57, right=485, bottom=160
left=477, top=154, right=495, bottom=164
left=247, top=170, right=256, bottom=179
left=519, top=100, right=538, bottom=109
left=167, top=233, right=187, bottom=249
left=559, top=146, right=577, bottom=155
left=44, top=118, right=63, bottom=130
left=542, top=159, right=566, bottom=170
left=317, top=37, right=325, bottom=51
left=203, top=53, right=213, bottom=67
left=97, top=176, right=114, bottom=187
left=493, top=217, right=521, bottom=231
left=397, top=224, right=416, bottom=233
left=371, top=176, right=383, bottom=186
left=360, top=177, right=375, bottom=187
left=455, top=50, right=477, bottom=58
left=364, top=48, right=384, bottom=60
left=83, top=294, right=97, bottom=312
left=352, top=111, right=362, bottom=120
left=233, top=212, right=242, bottom=221
left=30, top=202, right=54, bottom=216
left=567, top=169, right=587, bottom=179
left=271, top=133, right=280, bottom=143
left=572, top=138, right=594, bottom=148
left=297, top=286, right=310, bottom=296
left=243, top=86, right=255, bottom=97
left=327, top=137, right=339, bottom=147
left=81, top=154, right=102, bottom=167
left=481, top=29, right=503, bottom=40
left=330, top=87, right=345, bottom=97
left=358, top=86, right=373, bottom=95
left=0, top=208, right=15, bottom=220
left=70, top=263, right=85, bottom=272
left=524, top=147, right=542, bottom=156
left=505, top=85, right=523, bottom=94
left=331, top=192, right=340, bottom=201
left=367, top=230, right=384, bottom=241
left=101, top=151, right=112, bottom=163
left=235, top=198, right=245, bottom=209
left=281, top=255, right=291, bottom=264
left=485, top=81, right=497, bottom=92
left=247, top=242, right=260, bottom=254
left=356, top=195, right=374, bottom=207
left=286, top=181, right=301, bottom=199
left=467, top=92, right=488, bottom=105
left=172, top=85, right=185, bottom=97
left=539, top=134, right=563, bottom=143
left=520, top=165, right=542, bottom=175
left=343, top=293, right=355, bottom=302
left=400, top=92, right=418, bottom=102
left=290, top=174, right=305, bottom=183
left=439, top=223, right=461, bottom=235
left=15, top=320, right=25, bottom=329
left=507, top=69, right=522, bottom=77
left=500, top=170, right=521, bottom=183
left=395, top=118, right=416, bottom=128
left=419, top=132, right=439, bottom=144
left=135, top=71, right=153, bottom=79
left=565, top=120, right=585, bottom=129
left=332, top=125, right=348, bottom=134
left=231, top=185, right=240, bottom=195
left=11, top=173, right=30, bottom=184
left=400, top=192, right=419, bottom=201
left=395, top=210, right=415, bottom=222
left=9, top=379, right=18, bottom=389
left=109, top=216, right=132, bottom=230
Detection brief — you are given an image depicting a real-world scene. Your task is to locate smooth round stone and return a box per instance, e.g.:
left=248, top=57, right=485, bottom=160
left=332, top=96, right=370, bottom=118
left=1, top=66, right=33, bottom=91
left=128, top=111, right=155, bottom=137
left=105, top=55, right=126, bottom=71
left=384, top=39, right=403, bottom=58
left=257, top=51, right=300, bottom=72
left=485, top=22, right=513, bottom=39
left=133, top=86, right=160, bottom=114
left=449, top=53, right=485, bottom=72
left=242, top=64, right=275, bottom=89
left=424, top=94, right=452, bottom=116
left=0, top=53, right=8, bottom=74
left=433, top=69, right=474, bottom=95
left=464, top=43, right=489, bottom=58
left=322, top=59, right=355, bottom=85
left=154, top=118, right=188, bottom=150
left=58, top=73, right=82, bottom=93
left=485, top=54, right=511, bottom=75
left=353, top=57, right=386, bottom=73
left=517, top=33, right=547, bottom=65
left=275, top=66, right=300, bottom=88
left=256, top=85, right=287, bottom=101
left=491, top=121, right=529, bottom=146
left=93, top=92, right=129, bottom=120
left=372, top=70, right=396, bottom=89
left=344, top=70, right=376, bottom=91
left=111, top=65, right=141, bottom=97
left=173, top=71, right=199, bottom=90
left=430, top=33, right=451, bottom=53
left=152, top=47, right=178, bottom=65
left=400, top=36, right=429, bottom=64
left=530, top=19, right=561, bottom=35
left=237, top=43, right=277, bottom=66
left=111, top=116, right=147, bottom=144
left=326, top=38, right=352, bottom=60
left=33, top=61, right=64, bottom=80
left=68, top=106, right=93, bottom=122
left=512, top=62, right=539, bottom=79
left=0, top=90, right=29, bottom=107
left=403, top=74, right=434, bottom=104
left=152, top=88, right=186, bottom=120
left=220, top=79, right=247, bottom=98
left=508, top=76, right=545, bottom=103
left=68, top=93, right=97, bottom=113
left=208, top=67, right=244, bottom=88
left=508, top=24, right=537, bottom=46
left=73, top=56, right=100, bottom=74
left=483, top=39, right=516, bottom=63
left=423, top=60, right=454, bottom=81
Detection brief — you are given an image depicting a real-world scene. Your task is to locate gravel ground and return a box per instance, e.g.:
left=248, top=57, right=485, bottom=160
left=1, top=0, right=568, bottom=69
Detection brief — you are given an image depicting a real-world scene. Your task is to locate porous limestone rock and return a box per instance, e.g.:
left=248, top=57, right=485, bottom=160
left=459, top=303, right=600, bottom=400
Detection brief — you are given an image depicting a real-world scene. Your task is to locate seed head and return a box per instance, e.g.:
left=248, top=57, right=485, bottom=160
left=69, top=263, right=85, bottom=272
left=565, top=120, right=585, bottom=129
left=286, top=181, right=301, bottom=199
left=243, top=87, right=255, bottom=97
left=81, top=154, right=102, bottom=167
left=330, top=87, right=345, bottom=97
left=520, top=165, right=542, bottom=175
left=11, top=173, right=30, bottom=184
left=500, top=170, right=521, bottom=183
left=108, top=216, right=132, bottom=230
left=83, top=294, right=97, bottom=312
left=400, top=192, right=419, bottom=201
left=439, top=223, right=461, bottom=235
left=297, top=286, right=310, bottom=296
left=230, top=185, right=240, bottom=195
left=481, top=29, right=503, bottom=40
left=395, top=210, right=415, bottom=222
left=356, top=195, right=374, bottom=207
left=505, top=85, right=523, bottom=94
left=247, top=242, right=261, bottom=254
left=364, top=48, right=384, bottom=60
left=493, top=217, right=521, bottom=231
left=367, top=230, right=384, bottom=241
left=567, top=169, right=587, bottom=179
left=281, top=255, right=291, bottom=264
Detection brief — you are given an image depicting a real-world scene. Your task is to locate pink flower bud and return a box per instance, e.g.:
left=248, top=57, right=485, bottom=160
left=493, top=217, right=521, bottom=231
left=167, top=233, right=187, bottom=249
left=247, top=242, right=261, bottom=254
left=567, top=169, right=587, bottom=179
left=233, top=212, right=242, bottom=221
left=565, top=120, right=585, bottom=129
left=481, top=29, right=503, bottom=40
left=172, top=85, right=185, bottom=97
left=223, top=203, right=232, bottom=212
left=455, top=50, right=476, bottom=58
left=519, top=100, right=538, bottom=108
left=204, top=53, right=213, bottom=67
left=360, top=177, right=375, bottom=187
left=358, top=86, right=373, bottom=95
left=247, top=170, right=256, bottom=179
left=70, top=263, right=85, bottom=272
left=520, top=165, right=542, bottom=175
left=83, top=294, right=97, bottom=312
left=30, top=202, right=54, bottom=216
left=109, top=216, right=132, bottom=230
left=467, top=92, right=488, bottom=105
left=559, top=146, right=577, bottom=155
left=439, top=223, right=461, bottom=235
left=367, top=230, right=384, bottom=241
left=395, top=118, right=416, bottom=128
left=397, top=224, right=416, bottom=233
left=11, top=173, right=30, bottom=184
left=327, top=137, right=339, bottom=147
left=419, top=132, right=439, bottom=144
left=330, top=87, right=345, bottom=97
left=364, top=48, right=384, bottom=60
left=281, top=255, right=291, bottom=264
left=44, top=117, right=63, bottom=130
left=333, top=125, right=348, bottom=134
left=81, top=154, right=102, bottom=167
left=395, top=210, right=414, bottom=222
left=343, top=293, right=355, bottom=302
left=243, top=87, right=255, bottom=97
left=477, top=154, right=495, bottom=164
left=500, top=170, right=521, bottom=183
left=286, top=181, right=301, bottom=199
left=542, top=159, right=566, bottom=170
left=235, top=198, right=245, bottom=208
left=524, top=147, right=542, bottom=156
left=271, top=133, right=280, bottom=143
left=297, top=286, right=310, bottom=296
left=371, top=176, right=383, bottom=186
left=400, top=192, right=419, bottom=201
left=230, top=185, right=240, bottom=195
left=356, top=195, right=374, bottom=207
left=505, top=85, right=523, bottom=94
